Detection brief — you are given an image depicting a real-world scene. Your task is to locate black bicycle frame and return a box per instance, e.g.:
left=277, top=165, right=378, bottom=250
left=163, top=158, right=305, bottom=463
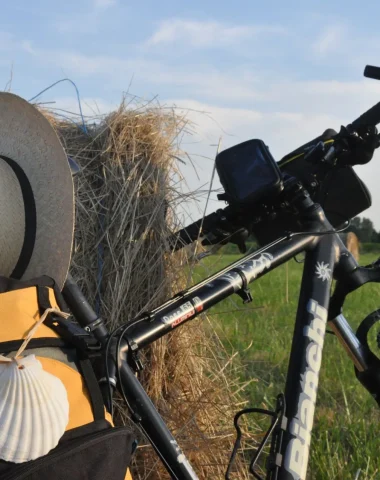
left=58, top=85, right=380, bottom=479
left=64, top=203, right=378, bottom=480
left=117, top=232, right=318, bottom=479
left=280, top=234, right=336, bottom=479
left=107, top=195, right=374, bottom=480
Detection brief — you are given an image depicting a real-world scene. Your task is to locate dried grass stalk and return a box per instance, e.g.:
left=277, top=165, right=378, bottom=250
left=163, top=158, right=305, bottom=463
left=41, top=97, right=257, bottom=479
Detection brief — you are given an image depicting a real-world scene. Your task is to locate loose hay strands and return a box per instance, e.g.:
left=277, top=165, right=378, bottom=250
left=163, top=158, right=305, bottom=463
left=41, top=97, right=257, bottom=479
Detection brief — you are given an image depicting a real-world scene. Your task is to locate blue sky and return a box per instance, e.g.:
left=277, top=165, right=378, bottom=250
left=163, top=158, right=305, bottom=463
left=2, top=0, right=380, bottom=226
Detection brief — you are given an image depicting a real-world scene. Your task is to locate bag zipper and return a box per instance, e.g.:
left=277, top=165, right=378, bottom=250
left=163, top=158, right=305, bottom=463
left=3, top=427, right=131, bottom=480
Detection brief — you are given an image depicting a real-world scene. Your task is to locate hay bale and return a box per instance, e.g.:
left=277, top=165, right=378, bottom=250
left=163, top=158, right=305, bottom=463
left=346, top=232, right=360, bottom=261
left=41, top=98, right=255, bottom=479
left=340, top=232, right=360, bottom=261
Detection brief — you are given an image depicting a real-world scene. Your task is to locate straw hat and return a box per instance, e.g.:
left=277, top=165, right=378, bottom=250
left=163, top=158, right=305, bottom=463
left=0, top=93, right=74, bottom=289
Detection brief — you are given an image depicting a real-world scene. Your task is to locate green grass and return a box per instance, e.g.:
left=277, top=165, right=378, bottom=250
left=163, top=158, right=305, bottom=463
left=191, top=250, right=380, bottom=480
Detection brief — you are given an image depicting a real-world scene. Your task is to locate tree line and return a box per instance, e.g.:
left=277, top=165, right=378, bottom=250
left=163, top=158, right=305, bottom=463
left=220, top=215, right=379, bottom=255
left=348, top=217, right=380, bottom=243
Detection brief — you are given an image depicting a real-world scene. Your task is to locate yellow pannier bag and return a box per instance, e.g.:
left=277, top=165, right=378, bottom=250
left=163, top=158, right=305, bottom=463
left=0, top=276, right=134, bottom=480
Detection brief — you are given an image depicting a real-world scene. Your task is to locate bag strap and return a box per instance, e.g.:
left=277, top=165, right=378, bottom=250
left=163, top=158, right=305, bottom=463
left=77, top=356, right=105, bottom=421
left=36, top=285, right=105, bottom=421
left=37, top=284, right=57, bottom=313
left=0, top=275, right=57, bottom=294
left=0, top=337, right=67, bottom=353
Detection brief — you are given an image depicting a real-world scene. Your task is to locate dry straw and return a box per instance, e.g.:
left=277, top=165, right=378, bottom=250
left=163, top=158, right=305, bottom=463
left=41, top=97, right=257, bottom=479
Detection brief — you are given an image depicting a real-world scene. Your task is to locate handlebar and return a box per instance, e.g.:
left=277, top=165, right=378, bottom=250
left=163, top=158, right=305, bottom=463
left=364, top=65, right=380, bottom=81
left=63, top=274, right=108, bottom=340
left=351, top=65, right=380, bottom=127
left=169, top=96, right=380, bottom=253
left=167, top=211, right=220, bottom=251
left=167, top=207, right=246, bottom=251
left=351, top=101, right=380, bottom=128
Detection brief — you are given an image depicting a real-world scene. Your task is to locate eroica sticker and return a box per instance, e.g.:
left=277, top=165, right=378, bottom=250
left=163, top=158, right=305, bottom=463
left=162, top=301, right=195, bottom=328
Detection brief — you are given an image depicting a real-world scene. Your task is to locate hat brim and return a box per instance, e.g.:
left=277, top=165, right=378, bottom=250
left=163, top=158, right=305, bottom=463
left=0, top=93, right=74, bottom=289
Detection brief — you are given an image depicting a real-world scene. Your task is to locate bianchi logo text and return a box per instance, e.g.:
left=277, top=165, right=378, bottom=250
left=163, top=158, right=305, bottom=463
left=283, top=299, right=328, bottom=479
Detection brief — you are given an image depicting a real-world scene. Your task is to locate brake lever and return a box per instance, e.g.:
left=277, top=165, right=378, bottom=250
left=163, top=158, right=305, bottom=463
left=334, top=125, right=380, bottom=166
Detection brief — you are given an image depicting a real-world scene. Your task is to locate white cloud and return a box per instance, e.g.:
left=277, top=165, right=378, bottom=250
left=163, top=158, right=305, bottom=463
left=30, top=47, right=380, bottom=131
left=0, top=32, right=34, bottom=54
left=55, top=0, right=116, bottom=34
left=48, top=51, right=116, bottom=75
left=56, top=16, right=96, bottom=35
left=167, top=99, right=339, bottom=158
left=93, top=0, right=116, bottom=8
left=35, top=49, right=265, bottom=101
left=38, top=49, right=380, bottom=121
left=16, top=28, right=380, bottom=225
left=166, top=98, right=380, bottom=229
left=313, top=25, right=347, bottom=56
left=42, top=96, right=117, bottom=117
left=20, top=40, right=36, bottom=55
left=145, top=18, right=286, bottom=48
left=0, top=33, right=36, bottom=62
left=0, top=32, right=17, bottom=51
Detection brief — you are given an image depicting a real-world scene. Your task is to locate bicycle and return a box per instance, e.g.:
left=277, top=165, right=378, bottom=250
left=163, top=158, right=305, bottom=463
left=62, top=65, right=380, bottom=480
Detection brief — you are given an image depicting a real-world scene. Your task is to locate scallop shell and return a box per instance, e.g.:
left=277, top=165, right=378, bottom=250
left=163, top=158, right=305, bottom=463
left=0, top=354, right=69, bottom=463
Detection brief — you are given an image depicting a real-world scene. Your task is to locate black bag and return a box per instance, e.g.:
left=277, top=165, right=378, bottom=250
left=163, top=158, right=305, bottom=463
left=278, top=128, right=372, bottom=226
left=0, top=421, right=133, bottom=480
left=254, top=129, right=372, bottom=245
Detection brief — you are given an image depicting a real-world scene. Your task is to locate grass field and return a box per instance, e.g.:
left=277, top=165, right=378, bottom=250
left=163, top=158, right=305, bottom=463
left=191, top=249, right=380, bottom=480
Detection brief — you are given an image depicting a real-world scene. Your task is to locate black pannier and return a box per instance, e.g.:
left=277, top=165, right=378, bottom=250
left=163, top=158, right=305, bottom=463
left=253, top=129, right=372, bottom=245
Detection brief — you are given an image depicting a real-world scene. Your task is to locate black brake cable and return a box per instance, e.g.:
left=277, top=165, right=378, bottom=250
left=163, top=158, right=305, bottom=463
left=286, top=218, right=351, bottom=240
left=291, top=219, right=351, bottom=264
left=104, top=323, right=126, bottom=417
left=104, top=315, right=149, bottom=417
left=107, top=320, right=182, bottom=480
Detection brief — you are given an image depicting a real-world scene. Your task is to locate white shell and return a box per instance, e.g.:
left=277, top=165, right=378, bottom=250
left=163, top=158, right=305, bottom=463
left=0, top=354, right=69, bottom=463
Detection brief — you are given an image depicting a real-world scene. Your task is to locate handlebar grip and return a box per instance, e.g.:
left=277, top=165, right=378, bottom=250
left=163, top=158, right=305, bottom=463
left=63, top=274, right=98, bottom=325
left=364, top=65, right=380, bottom=81
left=351, top=102, right=380, bottom=128
left=62, top=274, right=109, bottom=341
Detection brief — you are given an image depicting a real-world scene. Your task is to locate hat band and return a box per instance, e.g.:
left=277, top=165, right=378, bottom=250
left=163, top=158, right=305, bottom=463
left=0, top=156, right=36, bottom=279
